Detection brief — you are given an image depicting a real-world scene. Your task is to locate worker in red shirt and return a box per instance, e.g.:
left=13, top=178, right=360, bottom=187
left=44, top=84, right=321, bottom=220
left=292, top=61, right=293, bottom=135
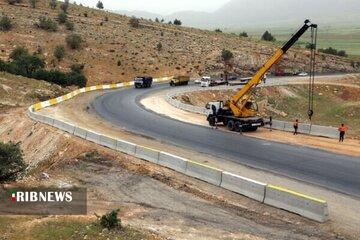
left=293, top=119, right=299, bottom=135
left=338, top=123, right=348, bottom=142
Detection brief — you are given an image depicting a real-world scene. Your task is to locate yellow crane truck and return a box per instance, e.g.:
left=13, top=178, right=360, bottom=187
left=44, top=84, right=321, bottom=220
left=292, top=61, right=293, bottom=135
left=206, top=20, right=318, bottom=131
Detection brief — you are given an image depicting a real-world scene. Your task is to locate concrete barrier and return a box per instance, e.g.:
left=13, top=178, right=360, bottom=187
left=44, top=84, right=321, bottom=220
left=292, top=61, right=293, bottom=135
left=42, top=115, right=55, bottom=126
left=135, top=145, right=159, bottom=164
left=186, top=161, right=222, bottom=186
left=268, top=120, right=285, bottom=131
left=86, top=131, right=101, bottom=144
left=298, top=124, right=311, bottom=134
left=158, top=152, right=188, bottom=173
left=74, top=127, right=87, bottom=139
left=221, top=172, right=266, bottom=202
left=53, top=120, right=75, bottom=134
left=100, top=135, right=117, bottom=150
left=116, top=139, right=136, bottom=155
left=310, top=125, right=338, bottom=139
left=264, top=185, right=329, bottom=222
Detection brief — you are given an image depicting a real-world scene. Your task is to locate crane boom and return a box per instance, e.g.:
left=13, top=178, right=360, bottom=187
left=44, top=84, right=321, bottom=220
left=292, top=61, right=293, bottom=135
left=229, top=20, right=317, bottom=117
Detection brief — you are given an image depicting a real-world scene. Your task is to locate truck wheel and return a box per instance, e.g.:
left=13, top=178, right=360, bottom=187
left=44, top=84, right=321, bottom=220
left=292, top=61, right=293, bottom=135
left=222, top=118, right=228, bottom=127
left=208, top=117, right=215, bottom=126
left=235, top=121, right=242, bottom=132
left=227, top=120, right=235, bottom=131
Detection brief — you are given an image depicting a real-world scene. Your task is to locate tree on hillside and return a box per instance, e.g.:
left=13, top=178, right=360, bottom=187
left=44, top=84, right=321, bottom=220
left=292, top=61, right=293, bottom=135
left=60, top=0, right=69, bottom=13
left=54, top=45, right=65, bottom=61
left=173, top=19, right=182, bottom=26
left=261, top=30, right=276, bottom=42
left=155, top=17, right=159, bottom=23
left=66, top=33, right=83, bottom=49
left=239, top=31, right=248, bottom=37
left=96, top=0, right=104, bottom=9
left=129, top=17, right=139, bottom=28
left=58, top=11, right=67, bottom=24
left=214, top=28, right=222, bottom=33
left=29, top=0, right=37, bottom=8
left=161, top=18, right=164, bottom=23
left=221, top=49, right=234, bottom=82
left=0, top=142, right=27, bottom=183
left=10, top=46, right=28, bottom=60
left=49, top=0, right=57, bottom=9
left=37, top=16, right=58, bottom=32
left=0, top=15, right=12, bottom=31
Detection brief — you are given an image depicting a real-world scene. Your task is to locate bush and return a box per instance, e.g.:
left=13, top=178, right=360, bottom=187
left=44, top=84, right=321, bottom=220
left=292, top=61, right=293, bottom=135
left=129, top=17, right=139, bottom=28
left=7, top=0, right=21, bottom=5
left=0, top=15, right=12, bottom=31
left=221, top=49, right=234, bottom=62
left=29, top=0, right=36, bottom=8
left=54, top=45, right=65, bottom=60
left=38, top=16, right=58, bottom=32
left=239, top=31, right=248, bottom=37
left=173, top=19, right=182, bottom=26
left=96, top=0, right=103, bottom=9
left=49, top=0, right=56, bottom=9
left=70, top=63, right=84, bottom=73
left=58, top=11, right=67, bottom=24
left=9, top=46, right=28, bottom=60
left=60, top=0, right=69, bottom=13
left=100, top=209, right=121, bottom=229
left=156, top=42, right=162, bottom=51
left=214, top=28, right=222, bottom=33
left=319, top=47, right=348, bottom=57
left=0, top=142, right=26, bottom=183
left=66, top=33, right=82, bottom=49
left=64, top=20, right=74, bottom=31
left=261, top=31, right=276, bottom=41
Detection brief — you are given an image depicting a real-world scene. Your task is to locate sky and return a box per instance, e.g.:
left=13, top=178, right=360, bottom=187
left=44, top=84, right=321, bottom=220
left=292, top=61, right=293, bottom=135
left=73, top=0, right=231, bottom=14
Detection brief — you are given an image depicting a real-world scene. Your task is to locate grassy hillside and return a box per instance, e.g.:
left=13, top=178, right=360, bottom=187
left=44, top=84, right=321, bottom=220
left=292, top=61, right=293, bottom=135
left=0, top=0, right=359, bottom=87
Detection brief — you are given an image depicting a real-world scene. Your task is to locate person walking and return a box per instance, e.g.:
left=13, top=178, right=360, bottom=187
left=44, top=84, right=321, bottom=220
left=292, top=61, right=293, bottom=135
left=211, top=105, right=218, bottom=129
left=338, top=123, right=348, bottom=142
left=293, top=119, right=299, bottom=135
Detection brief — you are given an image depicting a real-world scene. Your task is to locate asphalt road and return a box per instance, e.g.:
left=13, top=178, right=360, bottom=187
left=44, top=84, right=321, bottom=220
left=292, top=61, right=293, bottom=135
left=91, top=83, right=360, bottom=197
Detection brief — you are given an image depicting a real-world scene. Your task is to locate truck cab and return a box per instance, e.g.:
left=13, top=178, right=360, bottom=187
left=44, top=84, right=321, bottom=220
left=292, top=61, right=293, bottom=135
left=134, top=76, right=153, bottom=88
left=200, top=76, right=213, bottom=87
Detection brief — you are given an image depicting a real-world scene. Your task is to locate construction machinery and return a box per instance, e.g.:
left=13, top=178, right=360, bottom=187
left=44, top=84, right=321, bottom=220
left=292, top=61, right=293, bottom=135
left=206, top=20, right=318, bottom=131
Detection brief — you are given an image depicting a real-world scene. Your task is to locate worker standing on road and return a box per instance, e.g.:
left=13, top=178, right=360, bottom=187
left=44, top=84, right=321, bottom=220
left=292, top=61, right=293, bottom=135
left=338, top=123, right=348, bottom=142
left=211, top=105, right=218, bottom=129
left=293, top=119, right=299, bottom=135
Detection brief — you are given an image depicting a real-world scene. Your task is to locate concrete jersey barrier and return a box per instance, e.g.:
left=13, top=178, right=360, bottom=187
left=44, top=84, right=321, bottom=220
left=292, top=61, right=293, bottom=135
left=186, top=160, right=222, bottom=186
left=221, top=171, right=266, bottom=202
left=264, top=185, right=329, bottom=222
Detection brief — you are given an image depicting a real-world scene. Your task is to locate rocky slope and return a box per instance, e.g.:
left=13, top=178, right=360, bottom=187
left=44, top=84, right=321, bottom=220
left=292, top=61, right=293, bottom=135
left=0, top=0, right=358, bottom=86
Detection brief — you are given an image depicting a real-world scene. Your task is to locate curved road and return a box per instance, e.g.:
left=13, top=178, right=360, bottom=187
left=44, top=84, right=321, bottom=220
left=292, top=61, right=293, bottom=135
left=92, top=83, right=360, bottom=197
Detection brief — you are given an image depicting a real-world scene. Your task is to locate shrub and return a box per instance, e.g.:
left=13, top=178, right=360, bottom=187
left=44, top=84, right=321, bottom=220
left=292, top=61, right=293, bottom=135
left=64, top=20, right=74, bottom=31
left=156, top=42, right=162, bottom=51
left=96, top=0, right=103, bottom=9
left=129, top=17, right=139, bottom=28
left=38, top=16, right=58, bottom=32
left=221, top=49, right=234, bottom=62
left=0, top=142, right=27, bottom=183
left=58, top=11, right=67, bottom=24
left=49, top=0, right=56, bottom=9
left=66, top=33, right=82, bottom=49
left=100, top=209, right=121, bottom=229
left=54, top=45, right=65, bottom=60
left=239, top=31, right=248, bottom=37
left=319, top=47, right=348, bottom=57
left=214, top=28, right=222, bottom=33
left=60, top=0, right=69, bottom=13
left=12, top=53, right=45, bottom=75
left=7, top=0, right=21, bottom=5
left=261, top=30, right=276, bottom=41
left=70, top=63, right=84, bottom=73
left=0, top=15, right=12, bottom=31
left=173, top=19, right=182, bottom=26
left=9, top=46, right=28, bottom=60
left=29, top=0, right=36, bottom=8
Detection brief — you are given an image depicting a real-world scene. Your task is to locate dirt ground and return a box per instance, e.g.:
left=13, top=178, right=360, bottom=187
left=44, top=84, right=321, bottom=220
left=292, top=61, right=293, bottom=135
left=1, top=108, right=354, bottom=240
left=34, top=88, right=360, bottom=239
